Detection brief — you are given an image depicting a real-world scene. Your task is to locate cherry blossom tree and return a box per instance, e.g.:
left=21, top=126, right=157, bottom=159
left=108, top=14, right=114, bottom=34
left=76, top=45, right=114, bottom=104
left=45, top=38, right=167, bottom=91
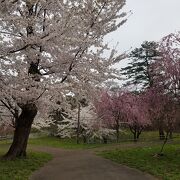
left=144, top=87, right=177, bottom=155
left=56, top=104, right=115, bottom=143
left=154, top=32, right=180, bottom=101
left=147, top=32, right=180, bottom=139
left=123, top=93, right=151, bottom=141
left=94, top=91, right=123, bottom=142
left=94, top=90, right=151, bottom=142
left=0, top=0, right=127, bottom=159
left=142, top=33, right=180, bottom=153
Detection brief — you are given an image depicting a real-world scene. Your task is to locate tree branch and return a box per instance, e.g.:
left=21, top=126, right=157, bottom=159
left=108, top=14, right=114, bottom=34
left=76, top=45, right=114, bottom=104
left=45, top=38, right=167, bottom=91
left=0, top=100, right=16, bottom=117
left=60, top=2, right=107, bottom=83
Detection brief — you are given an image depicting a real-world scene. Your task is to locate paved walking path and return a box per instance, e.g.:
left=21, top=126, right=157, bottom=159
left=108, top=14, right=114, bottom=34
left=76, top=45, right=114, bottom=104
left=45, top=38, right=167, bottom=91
left=30, top=146, right=157, bottom=180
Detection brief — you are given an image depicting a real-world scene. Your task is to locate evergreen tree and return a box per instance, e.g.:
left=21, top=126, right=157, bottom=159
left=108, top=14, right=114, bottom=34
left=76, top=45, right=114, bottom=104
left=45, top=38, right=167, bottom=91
left=121, top=41, right=159, bottom=89
left=121, top=41, right=167, bottom=139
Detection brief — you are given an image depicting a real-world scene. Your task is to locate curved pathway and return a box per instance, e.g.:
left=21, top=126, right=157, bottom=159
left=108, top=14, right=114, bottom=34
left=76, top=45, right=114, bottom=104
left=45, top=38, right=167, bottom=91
left=30, top=146, right=157, bottom=180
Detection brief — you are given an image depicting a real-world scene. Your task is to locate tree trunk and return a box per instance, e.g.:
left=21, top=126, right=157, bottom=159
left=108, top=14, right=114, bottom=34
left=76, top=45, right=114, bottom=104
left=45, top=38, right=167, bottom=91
left=159, top=127, right=165, bottom=140
left=82, top=135, right=87, bottom=144
left=137, top=132, right=140, bottom=140
left=103, top=136, right=108, bottom=144
left=129, top=125, right=137, bottom=142
left=116, top=126, right=119, bottom=143
left=169, top=131, right=173, bottom=139
left=136, top=127, right=142, bottom=140
left=76, top=103, right=81, bottom=144
left=3, top=104, right=37, bottom=160
left=158, top=132, right=169, bottom=156
left=115, top=119, right=120, bottom=143
left=133, top=131, right=137, bottom=142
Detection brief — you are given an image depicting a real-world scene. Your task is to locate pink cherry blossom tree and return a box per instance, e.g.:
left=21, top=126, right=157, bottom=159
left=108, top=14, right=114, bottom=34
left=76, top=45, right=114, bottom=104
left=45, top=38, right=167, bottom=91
left=148, top=32, right=180, bottom=139
left=154, top=32, right=180, bottom=101
left=144, top=87, right=177, bottom=155
left=123, top=93, right=151, bottom=141
left=0, top=0, right=127, bottom=159
left=94, top=90, right=151, bottom=142
left=94, top=91, right=124, bottom=142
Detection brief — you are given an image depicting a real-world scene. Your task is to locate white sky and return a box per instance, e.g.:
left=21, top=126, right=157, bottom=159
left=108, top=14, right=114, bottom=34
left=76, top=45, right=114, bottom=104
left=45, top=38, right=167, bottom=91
left=106, top=0, right=180, bottom=58
left=104, top=0, right=180, bottom=85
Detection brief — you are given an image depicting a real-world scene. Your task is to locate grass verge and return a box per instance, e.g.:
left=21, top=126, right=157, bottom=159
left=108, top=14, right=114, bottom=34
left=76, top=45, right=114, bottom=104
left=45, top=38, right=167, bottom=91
left=28, top=136, right=106, bottom=149
left=0, top=145, right=52, bottom=180
left=99, top=144, right=180, bottom=180
left=28, top=133, right=180, bottom=150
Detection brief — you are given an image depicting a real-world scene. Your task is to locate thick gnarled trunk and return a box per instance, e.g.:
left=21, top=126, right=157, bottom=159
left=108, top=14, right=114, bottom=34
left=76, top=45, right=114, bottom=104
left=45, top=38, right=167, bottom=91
left=4, top=104, right=37, bottom=160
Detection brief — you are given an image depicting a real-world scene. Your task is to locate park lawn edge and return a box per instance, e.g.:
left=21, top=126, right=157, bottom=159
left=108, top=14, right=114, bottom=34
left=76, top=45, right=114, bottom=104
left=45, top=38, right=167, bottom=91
left=0, top=150, right=53, bottom=180
left=98, top=144, right=180, bottom=180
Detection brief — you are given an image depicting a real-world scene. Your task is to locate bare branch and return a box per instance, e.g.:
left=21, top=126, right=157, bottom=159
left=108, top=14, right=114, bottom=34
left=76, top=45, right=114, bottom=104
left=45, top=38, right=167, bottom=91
left=0, top=100, right=16, bottom=117
left=0, top=31, right=22, bottom=37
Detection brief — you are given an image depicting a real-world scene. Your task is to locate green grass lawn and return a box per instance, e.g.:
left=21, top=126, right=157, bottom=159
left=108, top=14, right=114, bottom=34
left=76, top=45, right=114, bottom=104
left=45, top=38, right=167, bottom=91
left=0, top=145, right=52, bottom=180
left=118, top=130, right=180, bottom=142
left=99, top=144, right=180, bottom=180
left=28, top=130, right=180, bottom=148
left=1, top=131, right=179, bottom=180
left=28, top=136, right=107, bottom=149
left=3, top=130, right=180, bottom=148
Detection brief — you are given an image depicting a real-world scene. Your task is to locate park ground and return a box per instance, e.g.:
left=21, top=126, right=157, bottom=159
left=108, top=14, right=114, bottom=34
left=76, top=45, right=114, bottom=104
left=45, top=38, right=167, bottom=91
left=0, top=131, right=180, bottom=180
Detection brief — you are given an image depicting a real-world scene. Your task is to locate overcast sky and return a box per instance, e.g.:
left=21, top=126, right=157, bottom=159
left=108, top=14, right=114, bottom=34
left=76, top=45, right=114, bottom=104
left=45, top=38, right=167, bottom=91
left=106, top=0, right=180, bottom=55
